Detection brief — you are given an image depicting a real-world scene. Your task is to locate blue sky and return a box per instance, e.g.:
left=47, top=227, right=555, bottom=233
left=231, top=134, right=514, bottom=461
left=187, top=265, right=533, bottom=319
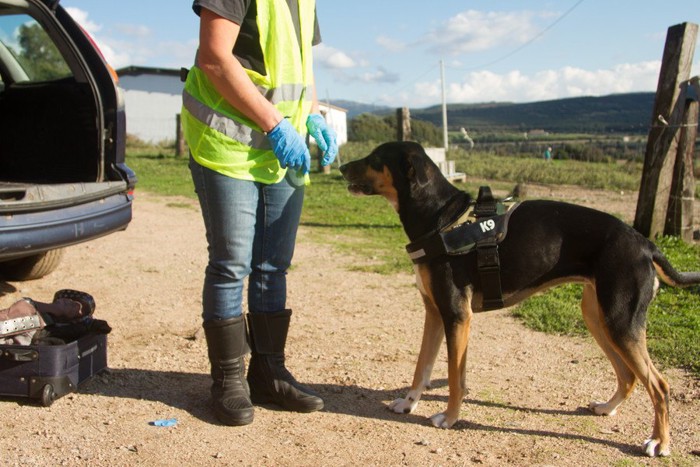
left=62, top=1, right=700, bottom=108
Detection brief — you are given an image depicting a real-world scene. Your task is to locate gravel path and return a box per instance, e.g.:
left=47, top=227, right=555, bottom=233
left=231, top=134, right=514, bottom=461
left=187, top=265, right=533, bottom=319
left=0, top=187, right=698, bottom=466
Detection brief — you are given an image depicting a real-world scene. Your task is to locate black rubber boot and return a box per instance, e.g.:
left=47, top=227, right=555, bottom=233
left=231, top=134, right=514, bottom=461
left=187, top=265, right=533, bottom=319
left=203, top=316, right=254, bottom=426
left=247, top=310, right=324, bottom=413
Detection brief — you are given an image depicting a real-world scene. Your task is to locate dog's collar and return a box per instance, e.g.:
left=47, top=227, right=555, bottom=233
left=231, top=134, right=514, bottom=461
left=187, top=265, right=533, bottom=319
left=443, top=205, right=474, bottom=232
left=404, top=202, right=472, bottom=257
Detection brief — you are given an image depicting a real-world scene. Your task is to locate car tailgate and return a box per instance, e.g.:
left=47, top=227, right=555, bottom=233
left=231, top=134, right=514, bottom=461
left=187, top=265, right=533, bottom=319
left=0, top=189, right=133, bottom=261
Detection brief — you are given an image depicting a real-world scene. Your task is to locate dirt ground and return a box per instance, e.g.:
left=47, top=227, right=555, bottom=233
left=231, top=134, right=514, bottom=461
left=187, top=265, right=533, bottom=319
left=0, top=183, right=698, bottom=466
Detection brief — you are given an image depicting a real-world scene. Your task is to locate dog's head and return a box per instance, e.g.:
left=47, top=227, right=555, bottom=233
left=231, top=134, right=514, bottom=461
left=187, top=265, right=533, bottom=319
left=339, top=142, right=443, bottom=211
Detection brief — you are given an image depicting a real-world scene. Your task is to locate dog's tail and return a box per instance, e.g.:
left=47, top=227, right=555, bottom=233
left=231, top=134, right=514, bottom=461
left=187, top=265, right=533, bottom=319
left=652, top=249, right=700, bottom=288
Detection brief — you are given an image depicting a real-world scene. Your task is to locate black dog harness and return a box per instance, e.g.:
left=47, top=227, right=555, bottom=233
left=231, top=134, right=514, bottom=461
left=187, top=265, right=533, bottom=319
left=405, top=187, right=519, bottom=310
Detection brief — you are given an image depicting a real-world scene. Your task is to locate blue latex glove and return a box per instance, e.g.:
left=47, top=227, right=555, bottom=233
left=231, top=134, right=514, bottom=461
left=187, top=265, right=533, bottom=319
left=267, top=119, right=311, bottom=175
left=150, top=418, right=178, bottom=427
left=306, top=113, right=338, bottom=166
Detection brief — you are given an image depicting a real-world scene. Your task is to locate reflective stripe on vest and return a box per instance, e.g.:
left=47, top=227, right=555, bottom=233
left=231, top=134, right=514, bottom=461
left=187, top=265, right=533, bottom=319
left=182, top=0, right=316, bottom=184
left=182, top=81, right=308, bottom=150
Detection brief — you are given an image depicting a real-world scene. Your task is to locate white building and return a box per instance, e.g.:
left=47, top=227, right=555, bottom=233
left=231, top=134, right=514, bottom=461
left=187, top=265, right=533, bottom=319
left=116, top=66, right=183, bottom=143
left=116, top=66, right=347, bottom=146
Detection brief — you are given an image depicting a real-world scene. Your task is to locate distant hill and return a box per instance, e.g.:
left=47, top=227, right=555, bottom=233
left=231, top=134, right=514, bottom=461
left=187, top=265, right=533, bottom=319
left=334, top=92, right=658, bottom=135
left=331, top=100, right=392, bottom=119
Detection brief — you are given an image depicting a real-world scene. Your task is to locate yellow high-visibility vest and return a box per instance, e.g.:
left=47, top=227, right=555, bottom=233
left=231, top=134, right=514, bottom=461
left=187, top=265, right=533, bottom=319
left=182, top=1, right=315, bottom=184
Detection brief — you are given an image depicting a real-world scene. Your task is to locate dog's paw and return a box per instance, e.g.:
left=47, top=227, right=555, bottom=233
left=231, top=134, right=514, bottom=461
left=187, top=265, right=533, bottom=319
left=429, top=412, right=455, bottom=429
left=388, top=397, right=418, bottom=414
left=643, top=438, right=670, bottom=457
left=588, top=400, right=617, bottom=416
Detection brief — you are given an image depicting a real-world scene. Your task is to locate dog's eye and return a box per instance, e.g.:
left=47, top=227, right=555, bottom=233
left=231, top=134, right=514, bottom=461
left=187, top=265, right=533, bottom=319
left=368, top=154, right=384, bottom=171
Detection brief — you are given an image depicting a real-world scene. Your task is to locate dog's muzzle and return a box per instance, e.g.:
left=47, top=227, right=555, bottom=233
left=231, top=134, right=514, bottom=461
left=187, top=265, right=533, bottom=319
left=340, top=163, right=374, bottom=196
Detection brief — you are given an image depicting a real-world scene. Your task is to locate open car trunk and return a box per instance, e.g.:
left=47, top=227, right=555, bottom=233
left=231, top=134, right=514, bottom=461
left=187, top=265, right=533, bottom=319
left=0, top=80, right=128, bottom=210
left=0, top=0, right=135, bottom=280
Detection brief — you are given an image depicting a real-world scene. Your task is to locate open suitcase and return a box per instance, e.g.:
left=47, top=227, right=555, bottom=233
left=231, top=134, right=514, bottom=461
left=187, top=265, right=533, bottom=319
left=0, top=333, right=107, bottom=406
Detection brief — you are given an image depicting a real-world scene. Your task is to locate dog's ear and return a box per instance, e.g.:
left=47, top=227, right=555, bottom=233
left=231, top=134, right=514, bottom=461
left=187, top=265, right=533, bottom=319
left=406, top=151, right=431, bottom=188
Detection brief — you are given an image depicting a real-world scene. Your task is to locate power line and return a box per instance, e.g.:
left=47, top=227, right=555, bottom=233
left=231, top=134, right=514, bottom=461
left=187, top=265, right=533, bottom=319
left=448, top=0, right=585, bottom=72
left=371, top=0, right=585, bottom=107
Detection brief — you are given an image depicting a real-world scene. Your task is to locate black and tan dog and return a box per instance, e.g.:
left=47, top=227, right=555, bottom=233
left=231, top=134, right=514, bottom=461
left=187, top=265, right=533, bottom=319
left=339, top=141, right=700, bottom=457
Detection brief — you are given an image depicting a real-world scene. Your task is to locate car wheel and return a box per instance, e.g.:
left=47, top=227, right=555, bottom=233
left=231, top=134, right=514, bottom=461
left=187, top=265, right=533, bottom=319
left=0, top=249, right=65, bottom=281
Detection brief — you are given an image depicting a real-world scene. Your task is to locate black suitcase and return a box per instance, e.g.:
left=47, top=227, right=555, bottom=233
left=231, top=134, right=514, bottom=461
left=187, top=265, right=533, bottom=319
left=0, top=333, right=107, bottom=406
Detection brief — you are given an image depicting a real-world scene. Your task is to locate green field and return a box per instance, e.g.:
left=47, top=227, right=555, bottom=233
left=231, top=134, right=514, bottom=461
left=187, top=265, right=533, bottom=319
left=126, top=143, right=700, bottom=375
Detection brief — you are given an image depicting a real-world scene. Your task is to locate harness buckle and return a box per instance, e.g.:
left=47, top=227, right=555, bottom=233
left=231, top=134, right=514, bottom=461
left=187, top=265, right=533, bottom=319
left=477, top=245, right=500, bottom=270
left=476, top=237, right=503, bottom=310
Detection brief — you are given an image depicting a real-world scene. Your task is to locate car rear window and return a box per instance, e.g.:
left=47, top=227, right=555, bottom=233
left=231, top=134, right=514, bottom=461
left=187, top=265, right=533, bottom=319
left=0, top=12, right=71, bottom=86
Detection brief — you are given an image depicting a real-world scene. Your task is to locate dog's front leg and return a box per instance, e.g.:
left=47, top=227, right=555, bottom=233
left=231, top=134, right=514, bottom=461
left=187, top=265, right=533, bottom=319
left=430, top=310, right=471, bottom=429
left=389, top=296, right=443, bottom=415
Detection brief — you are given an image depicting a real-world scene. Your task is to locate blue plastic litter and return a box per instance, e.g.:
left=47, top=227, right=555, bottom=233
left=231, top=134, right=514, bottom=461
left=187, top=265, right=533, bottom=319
left=150, top=418, right=177, bottom=427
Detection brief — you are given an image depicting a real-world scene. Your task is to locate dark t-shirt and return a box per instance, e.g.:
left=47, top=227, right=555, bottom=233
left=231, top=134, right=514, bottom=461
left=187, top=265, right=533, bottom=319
left=192, top=0, right=321, bottom=75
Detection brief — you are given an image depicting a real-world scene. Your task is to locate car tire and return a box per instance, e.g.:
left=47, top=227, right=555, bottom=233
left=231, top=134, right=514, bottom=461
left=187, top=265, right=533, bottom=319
left=0, top=249, right=65, bottom=281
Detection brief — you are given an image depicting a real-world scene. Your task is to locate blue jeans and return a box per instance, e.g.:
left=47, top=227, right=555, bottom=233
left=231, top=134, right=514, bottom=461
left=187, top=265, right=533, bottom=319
left=189, top=157, right=304, bottom=321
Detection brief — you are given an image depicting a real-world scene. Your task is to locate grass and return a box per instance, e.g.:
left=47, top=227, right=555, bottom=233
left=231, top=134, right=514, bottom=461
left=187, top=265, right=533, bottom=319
left=126, top=149, right=195, bottom=197
left=451, top=150, right=643, bottom=191
left=126, top=145, right=700, bottom=375
left=301, top=174, right=408, bottom=274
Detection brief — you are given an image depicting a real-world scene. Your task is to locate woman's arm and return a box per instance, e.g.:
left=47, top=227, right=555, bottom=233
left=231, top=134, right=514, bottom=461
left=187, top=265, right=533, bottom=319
left=197, top=8, right=283, bottom=133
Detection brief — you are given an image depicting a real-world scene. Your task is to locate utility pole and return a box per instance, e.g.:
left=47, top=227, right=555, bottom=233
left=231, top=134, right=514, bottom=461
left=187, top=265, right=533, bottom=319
left=440, top=59, right=448, bottom=153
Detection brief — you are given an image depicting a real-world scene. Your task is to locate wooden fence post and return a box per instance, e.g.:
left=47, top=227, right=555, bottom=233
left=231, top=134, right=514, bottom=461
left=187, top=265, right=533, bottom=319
left=175, top=113, right=187, bottom=157
left=633, top=22, right=698, bottom=238
left=397, top=107, right=411, bottom=141
left=664, top=78, right=698, bottom=240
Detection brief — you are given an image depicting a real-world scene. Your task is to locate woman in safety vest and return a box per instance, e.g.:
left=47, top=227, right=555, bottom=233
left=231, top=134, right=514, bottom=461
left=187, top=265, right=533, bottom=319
left=182, top=0, right=337, bottom=426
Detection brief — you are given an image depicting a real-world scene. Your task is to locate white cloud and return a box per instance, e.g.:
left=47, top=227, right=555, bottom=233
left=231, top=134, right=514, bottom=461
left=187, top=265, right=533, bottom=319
left=99, top=44, right=131, bottom=69
left=65, top=7, right=130, bottom=67
left=359, top=66, right=400, bottom=84
left=64, top=7, right=101, bottom=35
left=423, top=10, right=543, bottom=56
left=376, top=35, right=406, bottom=53
left=389, top=61, right=663, bottom=108
left=314, top=43, right=357, bottom=69
left=314, top=43, right=395, bottom=86
left=472, top=62, right=660, bottom=102
left=373, top=8, right=675, bottom=107
left=64, top=7, right=196, bottom=69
